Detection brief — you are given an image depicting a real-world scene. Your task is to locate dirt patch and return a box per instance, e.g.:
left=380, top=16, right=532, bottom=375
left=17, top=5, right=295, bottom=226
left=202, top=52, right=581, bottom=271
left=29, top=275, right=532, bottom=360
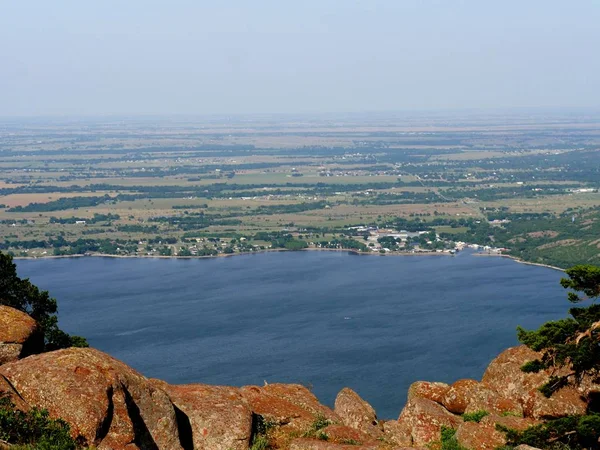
left=536, top=239, right=580, bottom=250
left=508, top=237, right=526, bottom=244
left=527, top=230, right=559, bottom=238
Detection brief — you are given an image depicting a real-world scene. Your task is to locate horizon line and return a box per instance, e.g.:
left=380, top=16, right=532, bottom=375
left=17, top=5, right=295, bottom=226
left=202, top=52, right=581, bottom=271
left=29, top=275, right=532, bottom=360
left=2, top=106, right=600, bottom=122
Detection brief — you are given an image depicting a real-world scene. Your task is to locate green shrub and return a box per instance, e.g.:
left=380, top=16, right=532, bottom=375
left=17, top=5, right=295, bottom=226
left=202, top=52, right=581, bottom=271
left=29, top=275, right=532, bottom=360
left=520, top=359, right=545, bottom=373
left=249, top=415, right=273, bottom=450
left=517, top=265, right=600, bottom=397
left=500, top=410, right=523, bottom=418
left=497, top=414, right=600, bottom=449
left=283, top=239, right=308, bottom=251
left=462, top=410, right=489, bottom=423
left=440, top=426, right=468, bottom=450
left=513, top=264, right=600, bottom=449
left=0, top=397, right=78, bottom=450
left=310, top=414, right=331, bottom=432
left=316, top=431, right=329, bottom=441
left=302, top=414, right=332, bottom=439
left=250, top=434, right=270, bottom=450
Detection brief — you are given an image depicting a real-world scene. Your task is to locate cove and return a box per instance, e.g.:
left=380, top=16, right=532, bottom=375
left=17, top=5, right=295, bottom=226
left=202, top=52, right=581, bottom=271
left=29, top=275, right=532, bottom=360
left=16, top=250, right=567, bottom=419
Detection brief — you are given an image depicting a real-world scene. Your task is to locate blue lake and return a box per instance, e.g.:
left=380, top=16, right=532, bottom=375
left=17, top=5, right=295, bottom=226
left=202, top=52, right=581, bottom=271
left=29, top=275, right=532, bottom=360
left=16, top=250, right=568, bottom=419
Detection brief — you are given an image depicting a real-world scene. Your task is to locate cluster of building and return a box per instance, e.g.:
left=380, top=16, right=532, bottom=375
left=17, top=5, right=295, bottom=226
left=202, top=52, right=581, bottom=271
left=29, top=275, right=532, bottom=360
left=347, top=225, right=509, bottom=255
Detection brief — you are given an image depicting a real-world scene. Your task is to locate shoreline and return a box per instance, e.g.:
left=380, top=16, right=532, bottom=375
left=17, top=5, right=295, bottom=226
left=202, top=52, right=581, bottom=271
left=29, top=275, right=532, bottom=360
left=13, top=246, right=455, bottom=261
left=472, top=252, right=565, bottom=272
left=12, top=248, right=566, bottom=272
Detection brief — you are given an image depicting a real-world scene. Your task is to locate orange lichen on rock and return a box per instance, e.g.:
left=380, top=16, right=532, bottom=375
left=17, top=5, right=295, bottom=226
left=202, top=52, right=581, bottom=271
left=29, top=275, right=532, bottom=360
left=0, top=305, right=43, bottom=365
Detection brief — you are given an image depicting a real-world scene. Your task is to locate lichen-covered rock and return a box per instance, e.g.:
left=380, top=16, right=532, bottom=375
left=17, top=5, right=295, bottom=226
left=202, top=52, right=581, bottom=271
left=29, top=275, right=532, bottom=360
left=0, top=344, right=21, bottom=367
left=479, top=414, right=538, bottom=432
left=154, top=381, right=252, bottom=450
left=240, top=383, right=338, bottom=433
left=407, top=381, right=450, bottom=404
left=382, top=420, right=412, bottom=446
left=0, top=374, right=29, bottom=411
left=321, top=424, right=375, bottom=445
left=241, top=385, right=310, bottom=427
left=0, top=306, right=43, bottom=365
left=262, top=383, right=340, bottom=420
left=289, top=438, right=378, bottom=449
left=522, top=386, right=587, bottom=419
left=397, top=397, right=461, bottom=446
left=482, top=346, right=548, bottom=401
left=240, top=383, right=342, bottom=449
left=454, top=420, right=506, bottom=450
left=0, top=348, right=182, bottom=450
left=0, top=328, right=592, bottom=450
left=463, top=385, right=523, bottom=416
left=481, top=345, right=586, bottom=418
left=441, top=379, right=479, bottom=414
left=334, top=388, right=383, bottom=439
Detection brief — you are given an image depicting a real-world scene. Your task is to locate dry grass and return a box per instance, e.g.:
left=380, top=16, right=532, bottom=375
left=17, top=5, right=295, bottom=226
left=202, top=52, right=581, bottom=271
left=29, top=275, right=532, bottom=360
left=0, top=192, right=116, bottom=208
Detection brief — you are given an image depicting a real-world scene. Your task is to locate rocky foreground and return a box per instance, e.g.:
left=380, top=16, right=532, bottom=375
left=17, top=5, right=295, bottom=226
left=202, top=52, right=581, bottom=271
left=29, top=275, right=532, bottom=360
left=0, top=305, right=597, bottom=450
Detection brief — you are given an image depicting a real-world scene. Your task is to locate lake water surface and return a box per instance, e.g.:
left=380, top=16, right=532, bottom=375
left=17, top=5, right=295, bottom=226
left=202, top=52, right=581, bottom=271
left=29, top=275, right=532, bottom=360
left=16, top=251, right=568, bottom=419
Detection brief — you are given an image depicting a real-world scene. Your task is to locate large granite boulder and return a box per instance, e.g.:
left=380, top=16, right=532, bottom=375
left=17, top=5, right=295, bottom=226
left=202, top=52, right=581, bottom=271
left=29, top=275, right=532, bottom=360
left=397, top=397, right=461, bottom=446
left=441, top=379, right=479, bottom=414
left=482, top=345, right=586, bottom=419
left=240, top=383, right=339, bottom=431
left=407, top=381, right=450, bottom=404
left=0, top=348, right=182, bottom=450
left=454, top=414, right=540, bottom=450
left=482, top=346, right=549, bottom=400
left=0, top=374, right=29, bottom=411
left=454, top=420, right=506, bottom=450
left=153, top=381, right=252, bottom=450
left=463, top=384, right=523, bottom=417
left=334, top=388, right=383, bottom=439
left=381, top=419, right=413, bottom=446
left=240, top=383, right=340, bottom=449
left=0, top=306, right=43, bottom=365
left=522, top=386, right=587, bottom=419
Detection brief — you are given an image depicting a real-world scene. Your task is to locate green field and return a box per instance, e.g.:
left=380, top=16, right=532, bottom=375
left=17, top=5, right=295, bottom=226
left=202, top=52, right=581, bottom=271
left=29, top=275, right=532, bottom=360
left=1, top=113, right=599, bottom=265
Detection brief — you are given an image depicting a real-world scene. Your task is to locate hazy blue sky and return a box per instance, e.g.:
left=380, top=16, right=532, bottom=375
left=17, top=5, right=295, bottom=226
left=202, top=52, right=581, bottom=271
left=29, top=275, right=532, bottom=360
left=1, top=0, right=599, bottom=116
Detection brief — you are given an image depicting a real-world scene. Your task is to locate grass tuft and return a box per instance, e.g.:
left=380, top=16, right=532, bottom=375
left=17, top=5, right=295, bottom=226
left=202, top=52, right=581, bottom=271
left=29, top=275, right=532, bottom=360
left=462, top=410, right=489, bottom=423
